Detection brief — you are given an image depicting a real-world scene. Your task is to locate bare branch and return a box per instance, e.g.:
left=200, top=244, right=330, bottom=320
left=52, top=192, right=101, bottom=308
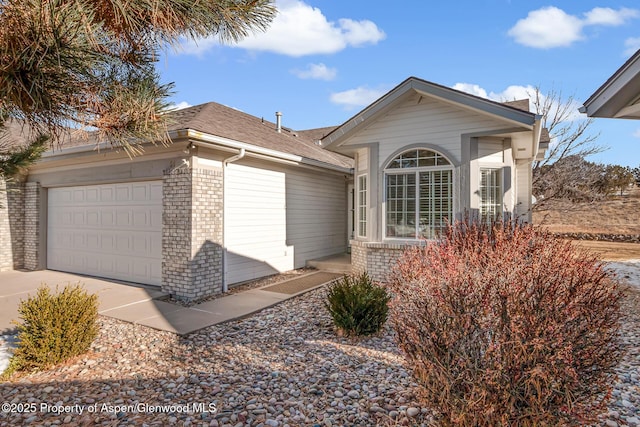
left=529, top=86, right=607, bottom=210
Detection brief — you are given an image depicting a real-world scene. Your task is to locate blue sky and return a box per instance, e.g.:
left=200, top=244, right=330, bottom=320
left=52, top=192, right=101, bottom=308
left=158, top=0, right=640, bottom=167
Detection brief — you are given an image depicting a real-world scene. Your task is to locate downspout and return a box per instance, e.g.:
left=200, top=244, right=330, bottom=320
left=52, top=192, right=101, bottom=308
left=222, top=148, right=246, bottom=292
left=224, top=148, right=246, bottom=166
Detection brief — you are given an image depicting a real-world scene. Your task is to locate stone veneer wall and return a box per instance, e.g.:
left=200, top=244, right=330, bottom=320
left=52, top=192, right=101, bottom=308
left=0, top=179, right=25, bottom=270
left=351, top=240, right=423, bottom=283
left=23, top=181, right=41, bottom=270
left=162, top=167, right=223, bottom=300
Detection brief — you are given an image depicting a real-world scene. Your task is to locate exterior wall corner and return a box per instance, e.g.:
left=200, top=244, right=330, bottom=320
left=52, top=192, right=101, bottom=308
left=162, top=167, right=224, bottom=301
left=23, top=181, right=42, bottom=270
left=0, top=179, right=26, bottom=271
left=350, top=239, right=409, bottom=283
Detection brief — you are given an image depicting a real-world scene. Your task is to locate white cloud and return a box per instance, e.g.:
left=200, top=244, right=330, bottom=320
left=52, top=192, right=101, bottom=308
left=166, top=101, right=192, bottom=111
left=178, top=38, right=216, bottom=56
left=633, top=128, right=640, bottom=138
left=452, top=83, right=488, bottom=98
left=339, top=18, right=385, bottom=46
left=584, top=7, right=638, bottom=26
left=508, top=6, right=584, bottom=48
left=330, top=86, right=387, bottom=110
left=454, top=82, right=534, bottom=104
left=625, top=37, right=640, bottom=56
left=508, top=6, right=639, bottom=49
left=453, top=82, right=583, bottom=121
left=291, top=63, right=337, bottom=80
left=492, top=85, right=536, bottom=104
left=179, top=0, right=385, bottom=57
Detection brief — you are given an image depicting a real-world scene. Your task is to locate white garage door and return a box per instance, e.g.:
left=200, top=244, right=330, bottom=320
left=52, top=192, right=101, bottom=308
left=47, top=181, right=163, bottom=286
left=226, top=164, right=293, bottom=284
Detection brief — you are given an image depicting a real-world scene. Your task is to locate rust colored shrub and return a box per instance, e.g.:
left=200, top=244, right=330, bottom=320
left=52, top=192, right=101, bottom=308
left=389, top=219, right=622, bottom=426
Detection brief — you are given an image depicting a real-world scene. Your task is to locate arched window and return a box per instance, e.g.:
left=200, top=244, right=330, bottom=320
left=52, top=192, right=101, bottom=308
left=385, top=149, right=453, bottom=239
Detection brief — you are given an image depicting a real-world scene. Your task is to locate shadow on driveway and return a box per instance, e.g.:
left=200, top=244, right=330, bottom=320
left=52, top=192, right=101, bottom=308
left=0, top=270, right=166, bottom=335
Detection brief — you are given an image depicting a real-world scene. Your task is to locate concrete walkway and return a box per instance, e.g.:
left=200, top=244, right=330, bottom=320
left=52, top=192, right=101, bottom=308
left=0, top=270, right=343, bottom=336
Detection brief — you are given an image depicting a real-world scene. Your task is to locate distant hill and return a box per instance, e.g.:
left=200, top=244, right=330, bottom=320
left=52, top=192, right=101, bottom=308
left=533, top=187, right=640, bottom=235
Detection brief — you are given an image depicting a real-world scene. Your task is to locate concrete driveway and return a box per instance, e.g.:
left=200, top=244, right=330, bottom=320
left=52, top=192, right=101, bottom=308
left=0, top=270, right=166, bottom=333
left=0, top=269, right=342, bottom=335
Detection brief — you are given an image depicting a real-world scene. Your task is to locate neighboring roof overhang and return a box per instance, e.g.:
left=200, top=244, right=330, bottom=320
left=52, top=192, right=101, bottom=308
left=39, top=128, right=353, bottom=175
left=580, top=49, right=640, bottom=119
left=322, top=76, right=540, bottom=150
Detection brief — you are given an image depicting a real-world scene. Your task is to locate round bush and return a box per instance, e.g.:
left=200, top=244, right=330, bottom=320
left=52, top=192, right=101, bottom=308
left=389, top=219, right=622, bottom=426
left=10, top=283, right=99, bottom=373
left=325, top=272, right=390, bottom=337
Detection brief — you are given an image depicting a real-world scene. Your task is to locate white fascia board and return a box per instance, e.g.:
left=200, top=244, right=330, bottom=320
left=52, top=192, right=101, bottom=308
left=409, top=80, right=536, bottom=127
left=581, top=50, right=640, bottom=117
left=532, top=118, right=543, bottom=161
left=41, top=141, right=112, bottom=158
left=38, top=128, right=352, bottom=174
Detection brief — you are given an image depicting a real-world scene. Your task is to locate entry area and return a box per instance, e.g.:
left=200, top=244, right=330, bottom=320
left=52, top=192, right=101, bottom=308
left=47, top=181, right=163, bottom=286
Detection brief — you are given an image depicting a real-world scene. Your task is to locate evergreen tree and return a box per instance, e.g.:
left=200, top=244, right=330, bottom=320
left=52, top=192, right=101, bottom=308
left=0, top=0, right=276, bottom=177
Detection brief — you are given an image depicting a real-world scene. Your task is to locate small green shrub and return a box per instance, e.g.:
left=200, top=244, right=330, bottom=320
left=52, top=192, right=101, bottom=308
left=325, top=272, right=390, bottom=336
left=10, top=283, right=98, bottom=373
left=389, top=218, right=622, bottom=426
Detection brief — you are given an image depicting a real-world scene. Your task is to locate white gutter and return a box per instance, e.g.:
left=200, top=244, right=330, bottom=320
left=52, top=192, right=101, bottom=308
left=223, top=147, right=245, bottom=166
left=41, top=140, right=112, bottom=157
left=40, top=128, right=352, bottom=174
left=184, top=130, right=352, bottom=174
left=221, top=148, right=246, bottom=293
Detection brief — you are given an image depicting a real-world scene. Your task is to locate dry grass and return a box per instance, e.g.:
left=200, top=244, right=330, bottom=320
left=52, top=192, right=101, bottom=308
left=533, top=187, right=640, bottom=260
left=533, top=187, right=640, bottom=234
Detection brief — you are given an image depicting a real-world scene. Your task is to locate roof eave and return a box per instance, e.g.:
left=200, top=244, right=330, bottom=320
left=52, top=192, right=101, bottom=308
left=40, top=128, right=353, bottom=174
left=185, top=129, right=353, bottom=174
left=581, top=49, right=640, bottom=118
left=323, top=77, right=537, bottom=151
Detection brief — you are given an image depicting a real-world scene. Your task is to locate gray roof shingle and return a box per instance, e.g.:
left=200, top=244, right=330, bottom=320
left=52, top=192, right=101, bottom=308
left=167, top=102, right=352, bottom=169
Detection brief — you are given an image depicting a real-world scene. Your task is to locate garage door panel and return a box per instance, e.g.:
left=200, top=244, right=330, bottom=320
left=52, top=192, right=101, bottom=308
left=87, top=211, right=99, bottom=226
left=133, top=211, right=147, bottom=227
left=47, top=181, right=162, bottom=286
left=115, top=210, right=131, bottom=227
left=101, top=211, right=114, bottom=227
left=86, top=188, right=99, bottom=202
left=115, top=185, right=130, bottom=201
left=87, top=233, right=99, bottom=250
left=100, top=187, right=114, bottom=202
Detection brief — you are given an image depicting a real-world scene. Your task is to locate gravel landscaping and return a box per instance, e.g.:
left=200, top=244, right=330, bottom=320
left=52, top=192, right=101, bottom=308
left=0, top=261, right=639, bottom=426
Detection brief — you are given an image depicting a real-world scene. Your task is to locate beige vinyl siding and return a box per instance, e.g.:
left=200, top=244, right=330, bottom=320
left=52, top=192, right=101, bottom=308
left=340, top=93, right=509, bottom=167
left=356, top=149, right=369, bottom=171
left=225, top=163, right=291, bottom=284
left=225, top=159, right=347, bottom=285
left=478, top=138, right=504, bottom=163
left=285, top=167, right=347, bottom=264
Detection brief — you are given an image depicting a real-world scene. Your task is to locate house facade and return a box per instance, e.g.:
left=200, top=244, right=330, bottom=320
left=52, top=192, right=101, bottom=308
left=323, top=77, right=547, bottom=281
left=0, top=103, right=351, bottom=300
left=1, top=77, right=547, bottom=298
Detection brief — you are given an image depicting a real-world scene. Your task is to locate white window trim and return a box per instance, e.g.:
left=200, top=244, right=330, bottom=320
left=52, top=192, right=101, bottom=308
left=382, top=150, right=456, bottom=241
left=478, top=166, right=504, bottom=220
left=357, top=174, right=367, bottom=238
